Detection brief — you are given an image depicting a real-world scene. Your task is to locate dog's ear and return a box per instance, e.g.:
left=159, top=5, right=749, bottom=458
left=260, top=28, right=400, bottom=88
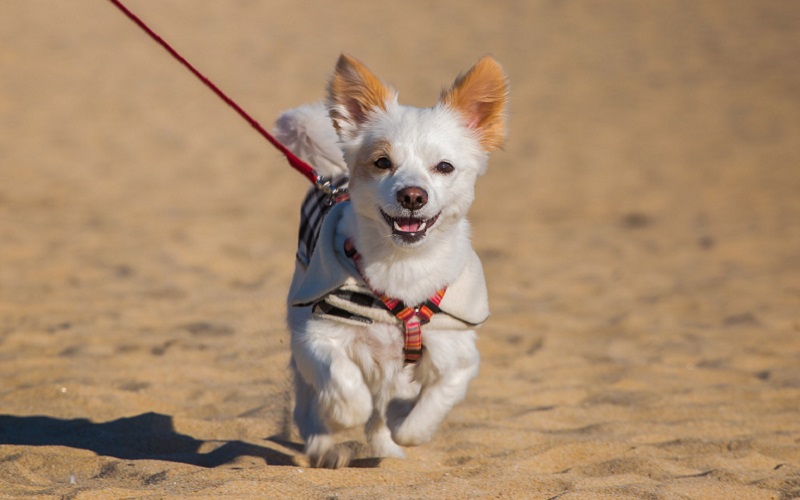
left=328, top=54, right=396, bottom=140
left=440, top=56, right=508, bottom=152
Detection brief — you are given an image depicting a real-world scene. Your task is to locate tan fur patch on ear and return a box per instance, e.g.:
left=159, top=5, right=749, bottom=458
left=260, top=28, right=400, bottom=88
left=441, top=56, right=508, bottom=152
left=328, top=54, right=394, bottom=132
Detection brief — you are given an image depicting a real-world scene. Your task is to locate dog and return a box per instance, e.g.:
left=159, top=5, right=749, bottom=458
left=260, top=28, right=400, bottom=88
left=276, top=54, right=507, bottom=468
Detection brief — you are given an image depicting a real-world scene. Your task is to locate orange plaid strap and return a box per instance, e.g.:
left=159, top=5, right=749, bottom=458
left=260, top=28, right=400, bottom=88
left=344, top=239, right=446, bottom=364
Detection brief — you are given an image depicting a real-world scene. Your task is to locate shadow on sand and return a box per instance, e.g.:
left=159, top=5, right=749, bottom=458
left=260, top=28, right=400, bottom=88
left=0, top=412, right=298, bottom=467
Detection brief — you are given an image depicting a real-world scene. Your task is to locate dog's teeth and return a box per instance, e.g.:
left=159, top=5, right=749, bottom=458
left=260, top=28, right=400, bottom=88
left=391, top=216, right=428, bottom=234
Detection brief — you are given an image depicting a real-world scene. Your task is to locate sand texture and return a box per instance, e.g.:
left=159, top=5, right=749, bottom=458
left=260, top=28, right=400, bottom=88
left=1, top=1, right=799, bottom=498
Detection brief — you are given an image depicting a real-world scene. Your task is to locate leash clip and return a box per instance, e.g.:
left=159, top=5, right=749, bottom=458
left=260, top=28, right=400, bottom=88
left=316, top=175, right=349, bottom=206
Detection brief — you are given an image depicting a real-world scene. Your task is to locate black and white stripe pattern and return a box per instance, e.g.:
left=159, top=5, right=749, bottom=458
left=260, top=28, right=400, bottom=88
left=296, top=175, right=350, bottom=268
left=310, top=285, right=398, bottom=326
left=312, top=289, right=385, bottom=324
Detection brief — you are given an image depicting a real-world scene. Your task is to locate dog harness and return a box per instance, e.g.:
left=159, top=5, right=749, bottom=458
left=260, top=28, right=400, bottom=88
left=343, top=239, right=447, bottom=364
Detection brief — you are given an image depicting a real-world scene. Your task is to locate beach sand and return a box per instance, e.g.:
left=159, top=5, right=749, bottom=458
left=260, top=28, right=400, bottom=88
left=1, top=1, right=799, bottom=498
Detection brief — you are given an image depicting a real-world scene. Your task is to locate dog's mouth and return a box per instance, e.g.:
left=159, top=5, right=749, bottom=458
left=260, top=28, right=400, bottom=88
left=380, top=209, right=440, bottom=244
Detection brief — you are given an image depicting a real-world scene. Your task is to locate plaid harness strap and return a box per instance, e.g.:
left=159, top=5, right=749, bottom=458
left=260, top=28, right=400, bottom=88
left=344, top=239, right=446, bottom=364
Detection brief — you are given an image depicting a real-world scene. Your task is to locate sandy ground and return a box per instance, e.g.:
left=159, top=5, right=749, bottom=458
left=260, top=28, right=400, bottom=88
left=1, top=1, right=799, bottom=498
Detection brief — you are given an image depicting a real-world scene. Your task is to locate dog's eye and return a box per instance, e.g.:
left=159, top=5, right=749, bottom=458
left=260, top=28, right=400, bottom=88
left=374, top=157, right=392, bottom=170
left=435, top=161, right=455, bottom=174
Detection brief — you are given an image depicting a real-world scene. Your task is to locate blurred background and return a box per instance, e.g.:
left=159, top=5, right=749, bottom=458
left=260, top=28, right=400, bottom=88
left=1, top=0, right=799, bottom=496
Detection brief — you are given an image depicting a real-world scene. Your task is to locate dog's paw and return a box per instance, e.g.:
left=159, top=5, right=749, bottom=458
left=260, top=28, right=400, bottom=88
left=312, top=446, right=353, bottom=469
left=391, top=422, right=434, bottom=447
left=386, top=398, right=433, bottom=447
left=305, top=435, right=353, bottom=469
left=372, top=439, right=406, bottom=459
left=368, top=427, right=406, bottom=459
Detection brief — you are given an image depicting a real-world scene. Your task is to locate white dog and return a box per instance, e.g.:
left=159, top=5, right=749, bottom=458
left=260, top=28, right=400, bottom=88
left=276, top=54, right=507, bottom=468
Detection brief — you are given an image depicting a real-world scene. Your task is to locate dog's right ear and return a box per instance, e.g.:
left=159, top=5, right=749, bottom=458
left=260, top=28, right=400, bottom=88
left=327, top=54, right=396, bottom=140
left=440, top=56, right=508, bottom=152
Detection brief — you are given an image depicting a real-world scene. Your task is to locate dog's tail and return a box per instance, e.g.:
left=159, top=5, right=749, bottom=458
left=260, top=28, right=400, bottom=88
left=274, top=102, right=347, bottom=178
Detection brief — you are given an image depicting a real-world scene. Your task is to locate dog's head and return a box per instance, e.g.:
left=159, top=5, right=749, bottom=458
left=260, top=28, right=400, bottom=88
left=327, top=54, right=507, bottom=249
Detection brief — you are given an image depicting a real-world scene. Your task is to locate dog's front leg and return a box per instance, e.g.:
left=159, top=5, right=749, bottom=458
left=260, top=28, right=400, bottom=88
left=292, top=319, right=374, bottom=430
left=291, top=363, right=347, bottom=468
left=291, top=319, right=373, bottom=467
left=366, top=371, right=416, bottom=459
left=388, top=329, right=479, bottom=447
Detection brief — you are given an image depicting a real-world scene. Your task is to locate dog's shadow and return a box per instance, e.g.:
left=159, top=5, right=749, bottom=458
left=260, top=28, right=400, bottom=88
left=0, top=412, right=301, bottom=468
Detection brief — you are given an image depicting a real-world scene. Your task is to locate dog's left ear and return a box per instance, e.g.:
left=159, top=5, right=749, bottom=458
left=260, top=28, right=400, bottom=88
left=328, top=54, right=397, bottom=140
left=440, top=56, right=508, bottom=152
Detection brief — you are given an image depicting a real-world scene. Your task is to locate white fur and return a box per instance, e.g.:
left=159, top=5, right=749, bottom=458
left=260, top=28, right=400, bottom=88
left=274, top=101, right=348, bottom=177
left=279, top=56, right=505, bottom=468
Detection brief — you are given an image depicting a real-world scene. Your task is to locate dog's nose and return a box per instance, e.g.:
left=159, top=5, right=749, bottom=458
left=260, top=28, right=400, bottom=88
left=397, top=186, right=428, bottom=211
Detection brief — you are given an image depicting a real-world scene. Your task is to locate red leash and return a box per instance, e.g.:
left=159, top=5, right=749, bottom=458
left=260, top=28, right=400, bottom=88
left=108, top=0, right=332, bottom=191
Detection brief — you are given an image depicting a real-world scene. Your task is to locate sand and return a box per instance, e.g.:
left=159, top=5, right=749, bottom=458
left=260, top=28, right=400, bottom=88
left=1, top=1, right=799, bottom=498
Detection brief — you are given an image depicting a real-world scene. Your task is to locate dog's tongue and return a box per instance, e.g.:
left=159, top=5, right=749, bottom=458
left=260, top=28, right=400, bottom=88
left=397, top=217, right=422, bottom=233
